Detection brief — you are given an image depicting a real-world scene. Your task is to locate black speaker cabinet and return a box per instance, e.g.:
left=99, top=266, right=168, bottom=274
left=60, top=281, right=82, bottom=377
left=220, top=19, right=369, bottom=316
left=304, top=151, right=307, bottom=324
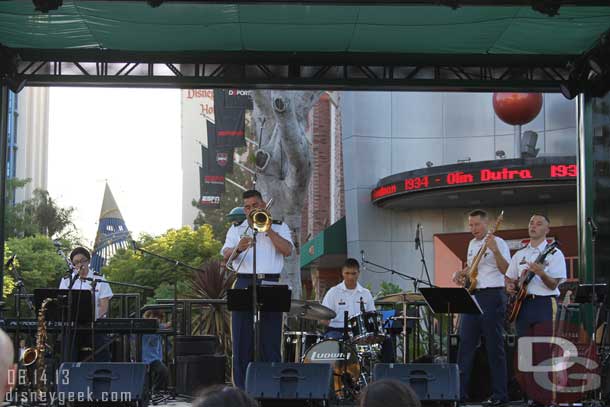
left=373, top=363, right=460, bottom=402
left=175, top=335, right=217, bottom=356
left=245, top=362, right=334, bottom=407
left=56, top=362, right=149, bottom=406
left=176, top=354, right=226, bottom=396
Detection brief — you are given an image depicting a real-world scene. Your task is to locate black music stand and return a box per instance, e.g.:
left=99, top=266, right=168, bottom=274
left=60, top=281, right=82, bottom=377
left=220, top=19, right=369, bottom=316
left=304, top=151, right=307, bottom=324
left=34, top=288, right=93, bottom=323
left=227, top=285, right=291, bottom=313
left=419, top=287, right=482, bottom=358
left=227, top=284, right=291, bottom=363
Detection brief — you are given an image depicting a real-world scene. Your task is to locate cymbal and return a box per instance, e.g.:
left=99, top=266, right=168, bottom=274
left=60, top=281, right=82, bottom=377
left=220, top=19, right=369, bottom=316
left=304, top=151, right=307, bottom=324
left=376, top=292, right=425, bottom=304
left=288, top=300, right=336, bottom=321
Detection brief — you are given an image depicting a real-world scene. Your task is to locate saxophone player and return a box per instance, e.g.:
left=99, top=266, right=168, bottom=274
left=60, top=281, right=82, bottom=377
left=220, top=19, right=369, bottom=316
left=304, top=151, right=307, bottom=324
left=452, top=210, right=511, bottom=406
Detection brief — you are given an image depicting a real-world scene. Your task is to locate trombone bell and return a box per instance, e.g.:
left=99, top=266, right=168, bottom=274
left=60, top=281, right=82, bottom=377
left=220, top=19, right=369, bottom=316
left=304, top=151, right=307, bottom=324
left=250, top=209, right=272, bottom=233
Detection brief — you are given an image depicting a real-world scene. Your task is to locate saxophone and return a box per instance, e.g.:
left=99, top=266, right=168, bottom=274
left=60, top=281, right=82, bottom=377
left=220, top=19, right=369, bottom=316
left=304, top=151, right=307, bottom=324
left=21, top=297, right=55, bottom=394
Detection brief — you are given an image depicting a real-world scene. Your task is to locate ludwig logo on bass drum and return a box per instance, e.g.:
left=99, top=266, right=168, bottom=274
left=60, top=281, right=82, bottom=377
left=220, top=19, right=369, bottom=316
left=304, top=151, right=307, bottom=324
left=310, top=351, right=351, bottom=360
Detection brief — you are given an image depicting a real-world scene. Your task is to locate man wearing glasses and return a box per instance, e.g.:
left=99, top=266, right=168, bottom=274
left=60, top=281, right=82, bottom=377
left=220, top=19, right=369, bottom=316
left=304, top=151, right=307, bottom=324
left=59, top=246, right=113, bottom=362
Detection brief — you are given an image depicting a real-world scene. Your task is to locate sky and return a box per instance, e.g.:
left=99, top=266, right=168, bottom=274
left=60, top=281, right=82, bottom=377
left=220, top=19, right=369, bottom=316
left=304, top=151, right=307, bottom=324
left=48, top=88, right=182, bottom=247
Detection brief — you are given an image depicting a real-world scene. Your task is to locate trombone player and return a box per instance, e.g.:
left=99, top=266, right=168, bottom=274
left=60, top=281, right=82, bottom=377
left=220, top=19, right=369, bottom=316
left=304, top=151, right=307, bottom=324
left=221, top=189, right=293, bottom=389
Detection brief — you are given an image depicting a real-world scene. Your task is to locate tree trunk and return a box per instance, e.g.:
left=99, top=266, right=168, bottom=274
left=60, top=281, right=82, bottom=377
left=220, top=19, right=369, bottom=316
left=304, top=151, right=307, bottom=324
left=252, top=90, right=323, bottom=299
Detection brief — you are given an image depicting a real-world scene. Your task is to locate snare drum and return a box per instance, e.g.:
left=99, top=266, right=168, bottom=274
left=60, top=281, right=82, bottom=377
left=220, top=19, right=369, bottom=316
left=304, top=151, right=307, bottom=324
left=348, top=311, right=385, bottom=345
left=302, top=339, right=360, bottom=397
left=283, top=331, right=322, bottom=363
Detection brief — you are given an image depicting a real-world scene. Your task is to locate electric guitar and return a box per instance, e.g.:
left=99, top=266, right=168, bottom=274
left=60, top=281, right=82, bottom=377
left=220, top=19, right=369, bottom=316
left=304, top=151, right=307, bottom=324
left=506, top=241, right=559, bottom=323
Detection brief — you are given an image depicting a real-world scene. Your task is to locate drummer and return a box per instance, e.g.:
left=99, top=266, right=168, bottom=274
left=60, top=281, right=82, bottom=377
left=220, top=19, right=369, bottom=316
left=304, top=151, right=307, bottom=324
left=321, top=258, right=376, bottom=339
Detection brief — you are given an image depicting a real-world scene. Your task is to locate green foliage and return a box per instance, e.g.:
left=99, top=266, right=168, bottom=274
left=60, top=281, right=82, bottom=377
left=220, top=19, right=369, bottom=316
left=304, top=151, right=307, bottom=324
left=3, top=244, right=16, bottom=298
left=376, top=281, right=403, bottom=298
left=3, top=236, right=67, bottom=316
left=104, top=225, right=223, bottom=302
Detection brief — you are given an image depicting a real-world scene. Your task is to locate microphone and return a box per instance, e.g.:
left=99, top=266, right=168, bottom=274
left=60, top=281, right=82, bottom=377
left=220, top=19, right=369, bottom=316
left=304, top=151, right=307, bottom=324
left=5, top=254, right=16, bottom=268
left=415, top=224, right=421, bottom=250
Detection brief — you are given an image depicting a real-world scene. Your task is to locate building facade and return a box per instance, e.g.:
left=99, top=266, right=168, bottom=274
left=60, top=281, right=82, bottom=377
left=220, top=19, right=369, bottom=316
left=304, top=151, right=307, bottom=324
left=341, top=92, right=577, bottom=293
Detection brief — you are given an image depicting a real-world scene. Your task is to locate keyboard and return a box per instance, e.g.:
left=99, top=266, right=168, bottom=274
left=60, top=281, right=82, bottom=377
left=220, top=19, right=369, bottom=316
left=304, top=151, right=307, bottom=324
left=0, top=318, right=159, bottom=334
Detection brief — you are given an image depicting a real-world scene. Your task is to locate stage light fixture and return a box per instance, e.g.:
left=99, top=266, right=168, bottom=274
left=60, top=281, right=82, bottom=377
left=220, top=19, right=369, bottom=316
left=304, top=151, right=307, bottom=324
left=495, top=150, right=506, bottom=159
left=425, top=161, right=434, bottom=168
left=588, top=57, right=604, bottom=76
left=559, top=81, right=578, bottom=100
left=32, top=0, right=62, bottom=13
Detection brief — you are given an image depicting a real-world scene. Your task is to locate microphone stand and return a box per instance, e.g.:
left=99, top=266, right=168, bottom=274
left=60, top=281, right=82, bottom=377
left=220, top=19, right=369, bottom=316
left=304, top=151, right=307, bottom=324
left=360, top=254, right=436, bottom=363
left=252, top=230, right=260, bottom=363
left=132, top=244, right=200, bottom=395
left=416, top=227, right=434, bottom=355
left=360, top=257, right=436, bottom=290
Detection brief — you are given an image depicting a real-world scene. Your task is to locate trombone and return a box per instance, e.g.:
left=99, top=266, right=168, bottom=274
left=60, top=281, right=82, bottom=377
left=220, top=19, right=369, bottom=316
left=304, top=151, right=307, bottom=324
left=226, top=199, right=273, bottom=273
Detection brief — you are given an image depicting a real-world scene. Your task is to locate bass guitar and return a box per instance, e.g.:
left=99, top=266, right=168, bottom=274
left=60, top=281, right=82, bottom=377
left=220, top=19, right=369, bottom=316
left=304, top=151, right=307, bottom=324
left=506, top=241, right=559, bottom=323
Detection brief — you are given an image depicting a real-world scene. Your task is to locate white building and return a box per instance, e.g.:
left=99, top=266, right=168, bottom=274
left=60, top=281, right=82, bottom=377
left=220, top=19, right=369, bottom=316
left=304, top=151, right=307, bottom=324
left=8, top=87, right=50, bottom=203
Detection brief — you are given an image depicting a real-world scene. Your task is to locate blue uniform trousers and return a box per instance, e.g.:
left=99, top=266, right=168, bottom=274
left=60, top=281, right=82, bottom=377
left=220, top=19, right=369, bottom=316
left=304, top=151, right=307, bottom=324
left=515, top=295, right=556, bottom=338
left=231, top=275, right=282, bottom=389
left=458, top=288, right=508, bottom=402
left=514, top=295, right=557, bottom=403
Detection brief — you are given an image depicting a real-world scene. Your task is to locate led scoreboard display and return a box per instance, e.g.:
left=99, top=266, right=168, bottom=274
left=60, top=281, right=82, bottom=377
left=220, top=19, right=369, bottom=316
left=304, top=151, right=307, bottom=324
left=371, top=158, right=577, bottom=203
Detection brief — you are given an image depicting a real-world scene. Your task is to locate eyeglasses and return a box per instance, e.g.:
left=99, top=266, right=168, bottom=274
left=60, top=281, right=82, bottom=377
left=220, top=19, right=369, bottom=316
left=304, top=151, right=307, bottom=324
left=72, top=259, right=89, bottom=266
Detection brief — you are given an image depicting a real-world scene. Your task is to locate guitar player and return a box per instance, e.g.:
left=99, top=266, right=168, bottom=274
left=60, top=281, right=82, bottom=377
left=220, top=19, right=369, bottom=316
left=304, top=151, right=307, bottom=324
left=452, top=209, right=511, bottom=406
left=505, top=214, right=567, bottom=337
left=505, top=214, right=567, bottom=405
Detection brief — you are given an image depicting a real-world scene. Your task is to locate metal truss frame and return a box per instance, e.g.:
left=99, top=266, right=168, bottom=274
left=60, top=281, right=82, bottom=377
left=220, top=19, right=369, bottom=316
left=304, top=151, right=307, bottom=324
left=13, top=50, right=578, bottom=92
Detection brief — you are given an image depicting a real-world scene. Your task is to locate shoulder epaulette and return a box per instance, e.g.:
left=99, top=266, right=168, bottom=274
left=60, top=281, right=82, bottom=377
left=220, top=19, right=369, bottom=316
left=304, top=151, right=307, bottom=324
left=272, top=220, right=283, bottom=225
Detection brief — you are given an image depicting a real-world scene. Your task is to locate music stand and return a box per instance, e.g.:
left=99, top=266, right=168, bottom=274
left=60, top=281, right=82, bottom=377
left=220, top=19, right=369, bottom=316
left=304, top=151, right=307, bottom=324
left=227, top=284, right=291, bottom=364
left=34, top=288, right=93, bottom=323
left=227, top=285, right=291, bottom=313
left=575, top=283, right=608, bottom=304
left=419, top=287, right=482, bottom=358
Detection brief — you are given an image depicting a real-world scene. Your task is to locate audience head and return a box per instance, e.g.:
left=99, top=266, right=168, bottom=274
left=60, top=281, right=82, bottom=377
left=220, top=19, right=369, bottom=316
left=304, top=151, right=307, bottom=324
left=359, top=379, right=421, bottom=407
left=193, top=385, right=257, bottom=407
left=0, top=329, right=15, bottom=399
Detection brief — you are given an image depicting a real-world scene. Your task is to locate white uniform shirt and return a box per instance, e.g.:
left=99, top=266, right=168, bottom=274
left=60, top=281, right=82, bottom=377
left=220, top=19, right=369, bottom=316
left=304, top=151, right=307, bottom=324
left=322, top=282, right=375, bottom=328
left=506, top=240, right=566, bottom=296
left=467, top=236, right=511, bottom=288
left=59, top=269, right=113, bottom=319
left=221, top=220, right=293, bottom=275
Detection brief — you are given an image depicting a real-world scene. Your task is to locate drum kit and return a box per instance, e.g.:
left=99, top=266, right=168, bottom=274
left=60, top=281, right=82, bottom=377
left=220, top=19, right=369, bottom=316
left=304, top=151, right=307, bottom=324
left=283, top=293, right=424, bottom=400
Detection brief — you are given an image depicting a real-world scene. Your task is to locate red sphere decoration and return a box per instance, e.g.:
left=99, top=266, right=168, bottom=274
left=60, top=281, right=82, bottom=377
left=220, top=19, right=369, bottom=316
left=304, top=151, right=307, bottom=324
left=492, top=93, right=543, bottom=126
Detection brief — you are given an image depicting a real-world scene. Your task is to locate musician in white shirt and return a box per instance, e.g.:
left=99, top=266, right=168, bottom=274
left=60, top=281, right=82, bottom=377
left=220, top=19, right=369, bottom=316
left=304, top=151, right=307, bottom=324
left=452, top=209, right=510, bottom=406
left=505, top=214, right=567, bottom=337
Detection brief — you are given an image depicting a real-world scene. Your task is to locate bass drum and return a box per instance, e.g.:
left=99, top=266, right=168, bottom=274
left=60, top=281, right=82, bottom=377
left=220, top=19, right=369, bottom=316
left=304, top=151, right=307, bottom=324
left=283, top=331, right=322, bottom=363
left=302, top=339, right=360, bottom=397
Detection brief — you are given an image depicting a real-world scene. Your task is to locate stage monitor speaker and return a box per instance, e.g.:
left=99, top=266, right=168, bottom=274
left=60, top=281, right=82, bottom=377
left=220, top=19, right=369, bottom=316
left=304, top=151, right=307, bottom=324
left=373, top=363, right=460, bottom=402
left=176, top=354, right=226, bottom=396
left=57, top=362, right=149, bottom=406
left=245, top=362, right=334, bottom=407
